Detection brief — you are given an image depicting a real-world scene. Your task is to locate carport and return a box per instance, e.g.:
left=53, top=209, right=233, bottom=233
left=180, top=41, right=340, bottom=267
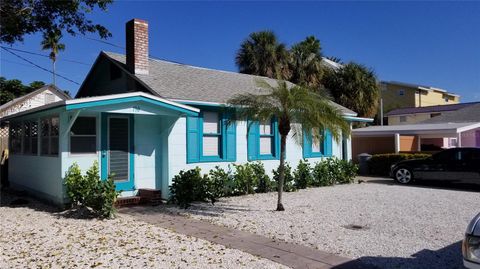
left=352, top=122, right=480, bottom=156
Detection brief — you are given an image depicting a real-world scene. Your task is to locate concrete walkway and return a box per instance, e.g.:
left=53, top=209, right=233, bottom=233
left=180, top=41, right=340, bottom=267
left=120, top=206, right=370, bottom=269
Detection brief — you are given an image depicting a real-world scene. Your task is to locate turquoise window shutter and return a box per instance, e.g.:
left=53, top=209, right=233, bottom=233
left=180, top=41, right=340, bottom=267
left=273, top=118, right=280, bottom=158
left=186, top=116, right=200, bottom=163
left=247, top=121, right=259, bottom=161
left=302, top=130, right=312, bottom=158
left=223, top=114, right=236, bottom=161
left=324, top=130, right=333, bottom=156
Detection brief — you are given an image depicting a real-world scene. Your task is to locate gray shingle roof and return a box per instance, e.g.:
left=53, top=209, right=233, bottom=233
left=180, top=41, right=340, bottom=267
left=386, top=102, right=480, bottom=116
left=420, top=103, right=480, bottom=124
left=104, top=51, right=357, bottom=116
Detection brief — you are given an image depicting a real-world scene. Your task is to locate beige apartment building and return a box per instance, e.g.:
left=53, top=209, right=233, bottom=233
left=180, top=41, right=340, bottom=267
left=380, top=81, right=460, bottom=125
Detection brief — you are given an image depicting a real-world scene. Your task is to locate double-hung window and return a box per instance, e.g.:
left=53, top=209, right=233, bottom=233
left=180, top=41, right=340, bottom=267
left=41, top=116, right=59, bottom=156
left=70, top=117, right=97, bottom=154
left=186, top=110, right=236, bottom=163
left=247, top=118, right=279, bottom=161
left=303, top=128, right=332, bottom=158
left=202, top=112, right=221, bottom=157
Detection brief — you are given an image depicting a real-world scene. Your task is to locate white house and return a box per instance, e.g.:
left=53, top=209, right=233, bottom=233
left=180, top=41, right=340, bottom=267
left=4, top=19, right=368, bottom=205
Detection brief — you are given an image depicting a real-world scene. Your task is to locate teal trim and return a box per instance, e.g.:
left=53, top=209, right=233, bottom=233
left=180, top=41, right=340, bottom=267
left=177, top=101, right=222, bottom=107
left=302, top=129, right=333, bottom=158
left=100, top=113, right=135, bottom=191
left=186, top=110, right=237, bottom=164
left=324, top=130, right=333, bottom=157
left=66, top=96, right=198, bottom=116
left=186, top=115, right=200, bottom=163
left=223, top=113, right=236, bottom=162
left=344, top=116, right=373, bottom=122
left=101, top=113, right=108, bottom=180
left=247, top=121, right=259, bottom=161
left=247, top=118, right=280, bottom=161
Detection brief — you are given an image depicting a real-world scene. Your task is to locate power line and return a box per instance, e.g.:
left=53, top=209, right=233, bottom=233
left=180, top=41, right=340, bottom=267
left=0, top=46, right=91, bottom=66
left=1, top=47, right=80, bottom=85
left=81, top=36, right=125, bottom=49
left=1, top=58, right=35, bottom=68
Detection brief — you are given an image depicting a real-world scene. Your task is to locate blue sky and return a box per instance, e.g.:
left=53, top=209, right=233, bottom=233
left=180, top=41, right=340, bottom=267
left=1, top=1, right=479, bottom=101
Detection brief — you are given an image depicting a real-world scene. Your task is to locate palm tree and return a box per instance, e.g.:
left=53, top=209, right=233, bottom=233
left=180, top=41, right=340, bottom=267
left=322, top=62, right=380, bottom=119
left=325, top=56, right=343, bottom=65
left=41, top=30, right=65, bottom=86
left=227, top=79, right=350, bottom=211
left=236, top=31, right=290, bottom=80
left=289, top=36, right=324, bottom=88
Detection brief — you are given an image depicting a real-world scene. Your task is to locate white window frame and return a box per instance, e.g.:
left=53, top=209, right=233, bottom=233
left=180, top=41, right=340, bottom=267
left=259, top=120, right=274, bottom=156
left=201, top=111, right=222, bottom=158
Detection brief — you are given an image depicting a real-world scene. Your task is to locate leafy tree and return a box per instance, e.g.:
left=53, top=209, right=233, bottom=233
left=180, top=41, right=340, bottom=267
left=289, top=36, right=324, bottom=88
left=41, top=30, right=65, bottom=86
left=0, top=77, right=46, bottom=105
left=236, top=31, right=290, bottom=80
left=322, top=62, right=380, bottom=118
left=227, top=80, right=349, bottom=211
left=0, top=0, right=112, bottom=44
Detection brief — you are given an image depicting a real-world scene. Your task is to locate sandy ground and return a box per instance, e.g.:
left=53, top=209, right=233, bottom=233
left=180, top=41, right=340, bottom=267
left=166, top=179, right=480, bottom=269
left=0, top=192, right=287, bottom=269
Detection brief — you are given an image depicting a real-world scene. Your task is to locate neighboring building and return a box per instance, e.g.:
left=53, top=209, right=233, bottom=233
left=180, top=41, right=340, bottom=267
left=4, top=19, right=370, bottom=205
left=352, top=103, right=480, bottom=157
left=380, top=81, right=460, bottom=123
left=386, top=102, right=480, bottom=125
left=0, top=85, right=70, bottom=151
left=0, top=85, right=70, bottom=118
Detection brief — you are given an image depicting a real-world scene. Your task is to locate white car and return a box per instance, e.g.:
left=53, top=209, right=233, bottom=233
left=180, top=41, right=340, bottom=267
left=463, top=213, right=480, bottom=268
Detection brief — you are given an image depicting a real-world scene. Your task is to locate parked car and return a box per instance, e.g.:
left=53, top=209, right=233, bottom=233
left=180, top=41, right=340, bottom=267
left=463, top=213, right=480, bottom=269
left=390, top=148, right=480, bottom=184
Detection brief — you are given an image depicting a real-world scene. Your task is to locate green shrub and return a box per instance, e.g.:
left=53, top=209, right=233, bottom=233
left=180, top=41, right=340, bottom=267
left=250, top=162, right=273, bottom=193
left=368, top=153, right=431, bottom=176
left=294, top=159, right=313, bottom=189
left=64, top=161, right=120, bottom=218
left=273, top=163, right=296, bottom=192
left=233, top=163, right=257, bottom=195
left=169, top=167, right=213, bottom=208
left=335, top=159, right=359, bottom=184
left=208, top=166, right=234, bottom=198
left=311, top=158, right=358, bottom=186
left=312, top=160, right=334, bottom=186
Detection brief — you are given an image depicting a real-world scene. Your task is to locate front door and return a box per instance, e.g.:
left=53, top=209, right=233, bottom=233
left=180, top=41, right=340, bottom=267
left=101, top=114, right=134, bottom=191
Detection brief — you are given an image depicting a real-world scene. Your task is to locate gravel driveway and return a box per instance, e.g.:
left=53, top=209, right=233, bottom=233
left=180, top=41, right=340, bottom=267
left=0, top=192, right=286, bottom=269
left=168, top=179, right=480, bottom=269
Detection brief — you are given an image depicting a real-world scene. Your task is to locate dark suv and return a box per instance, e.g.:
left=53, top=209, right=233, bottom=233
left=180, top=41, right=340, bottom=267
left=390, top=148, right=480, bottom=184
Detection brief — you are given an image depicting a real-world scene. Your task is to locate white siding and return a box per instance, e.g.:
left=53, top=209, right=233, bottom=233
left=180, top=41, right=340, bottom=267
left=167, top=118, right=345, bottom=192
left=1, top=89, right=65, bottom=118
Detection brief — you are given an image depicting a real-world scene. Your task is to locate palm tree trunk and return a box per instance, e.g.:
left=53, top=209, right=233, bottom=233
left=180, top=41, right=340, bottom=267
left=52, top=60, right=56, bottom=86
left=276, top=134, right=287, bottom=211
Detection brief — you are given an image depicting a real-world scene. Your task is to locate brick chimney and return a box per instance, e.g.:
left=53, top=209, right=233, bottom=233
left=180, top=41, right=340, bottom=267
left=126, top=19, right=149, bottom=75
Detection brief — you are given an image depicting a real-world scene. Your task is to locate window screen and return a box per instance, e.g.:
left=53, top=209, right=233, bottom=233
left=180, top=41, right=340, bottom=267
left=70, top=117, right=96, bottom=153
left=40, top=117, right=59, bottom=156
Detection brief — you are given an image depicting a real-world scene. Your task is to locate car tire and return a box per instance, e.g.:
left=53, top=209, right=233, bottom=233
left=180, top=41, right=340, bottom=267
left=394, top=167, right=414, bottom=184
